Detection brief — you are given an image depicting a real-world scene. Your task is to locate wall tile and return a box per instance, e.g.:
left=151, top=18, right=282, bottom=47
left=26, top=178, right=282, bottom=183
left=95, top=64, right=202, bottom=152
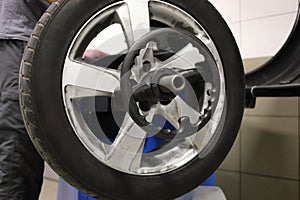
left=209, top=0, right=240, bottom=23
left=241, top=174, right=299, bottom=200
left=215, top=170, right=240, bottom=200
left=219, top=132, right=240, bottom=172
left=244, top=97, right=299, bottom=117
left=228, top=23, right=241, bottom=51
left=208, top=0, right=241, bottom=53
left=241, top=117, right=299, bottom=180
left=240, top=12, right=297, bottom=59
left=241, top=0, right=298, bottom=21
left=243, top=57, right=270, bottom=73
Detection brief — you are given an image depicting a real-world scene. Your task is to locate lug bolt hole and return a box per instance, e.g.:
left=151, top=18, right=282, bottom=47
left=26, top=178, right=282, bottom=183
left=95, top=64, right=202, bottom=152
left=143, top=61, right=151, bottom=72
left=139, top=101, right=151, bottom=111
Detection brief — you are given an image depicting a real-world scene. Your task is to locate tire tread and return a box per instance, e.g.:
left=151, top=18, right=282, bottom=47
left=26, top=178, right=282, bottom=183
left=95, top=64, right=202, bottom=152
left=20, top=1, right=112, bottom=199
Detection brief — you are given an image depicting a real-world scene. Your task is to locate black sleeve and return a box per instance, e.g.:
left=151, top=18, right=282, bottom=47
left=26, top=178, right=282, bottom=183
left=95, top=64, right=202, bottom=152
left=24, top=0, right=50, bottom=20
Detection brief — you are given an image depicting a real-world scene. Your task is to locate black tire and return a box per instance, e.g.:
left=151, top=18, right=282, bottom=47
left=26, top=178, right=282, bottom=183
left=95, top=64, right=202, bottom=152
left=19, top=0, right=245, bottom=199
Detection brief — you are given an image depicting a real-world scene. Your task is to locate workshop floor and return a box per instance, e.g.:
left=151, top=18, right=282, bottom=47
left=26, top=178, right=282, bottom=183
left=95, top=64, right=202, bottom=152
left=40, top=178, right=58, bottom=200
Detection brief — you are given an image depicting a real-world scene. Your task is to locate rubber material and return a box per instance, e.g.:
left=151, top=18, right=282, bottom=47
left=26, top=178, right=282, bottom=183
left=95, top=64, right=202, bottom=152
left=19, top=0, right=245, bottom=199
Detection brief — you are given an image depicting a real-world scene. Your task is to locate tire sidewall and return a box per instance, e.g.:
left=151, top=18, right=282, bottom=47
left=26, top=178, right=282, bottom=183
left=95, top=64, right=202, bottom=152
left=29, top=0, right=244, bottom=199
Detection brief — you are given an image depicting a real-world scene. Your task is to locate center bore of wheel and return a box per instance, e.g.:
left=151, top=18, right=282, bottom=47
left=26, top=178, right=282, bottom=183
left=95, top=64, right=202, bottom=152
left=133, top=69, right=186, bottom=111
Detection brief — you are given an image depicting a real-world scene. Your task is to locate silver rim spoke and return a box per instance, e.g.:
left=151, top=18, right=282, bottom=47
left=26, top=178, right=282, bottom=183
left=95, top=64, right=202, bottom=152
left=63, top=58, right=120, bottom=95
left=156, top=102, right=180, bottom=129
left=105, top=114, right=147, bottom=171
left=187, top=125, right=209, bottom=151
left=116, top=0, right=150, bottom=47
left=156, top=43, right=205, bottom=71
left=156, top=96, right=200, bottom=129
left=174, top=96, right=200, bottom=124
left=65, top=86, right=112, bottom=99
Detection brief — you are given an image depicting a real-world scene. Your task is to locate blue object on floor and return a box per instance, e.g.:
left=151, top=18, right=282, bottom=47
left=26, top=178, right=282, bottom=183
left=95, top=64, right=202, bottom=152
left=57, top=178, right=78, bottom=200
left=201, top=174, right=215, bottom=186
left=78, top=191, right=96, bottom=200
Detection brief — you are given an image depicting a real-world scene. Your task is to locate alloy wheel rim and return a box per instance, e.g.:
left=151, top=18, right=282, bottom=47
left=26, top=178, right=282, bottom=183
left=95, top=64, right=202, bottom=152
left=61, top=0, right=226, bottom=175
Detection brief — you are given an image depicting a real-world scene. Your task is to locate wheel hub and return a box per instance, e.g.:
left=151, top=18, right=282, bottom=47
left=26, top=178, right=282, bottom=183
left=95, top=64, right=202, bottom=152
left=112, top=28, right=216, bottom=139
left=133, top=68, right=186, bottom=110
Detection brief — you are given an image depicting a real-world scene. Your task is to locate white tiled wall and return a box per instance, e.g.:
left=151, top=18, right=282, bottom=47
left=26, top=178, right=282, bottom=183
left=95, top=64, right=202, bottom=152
left=209, top=1, right=300, bottom=200
left=241, top=12, right=297, bottom=58
left=209, top=0, right=240, bottom=23
left=240, top=0, right=298, bottom=20
left=209, top=0, right=298, bottom=59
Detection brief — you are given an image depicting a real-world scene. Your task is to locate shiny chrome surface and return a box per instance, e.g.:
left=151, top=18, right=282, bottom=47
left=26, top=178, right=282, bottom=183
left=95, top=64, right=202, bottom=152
left=62, top=0, right=226, bottom=175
